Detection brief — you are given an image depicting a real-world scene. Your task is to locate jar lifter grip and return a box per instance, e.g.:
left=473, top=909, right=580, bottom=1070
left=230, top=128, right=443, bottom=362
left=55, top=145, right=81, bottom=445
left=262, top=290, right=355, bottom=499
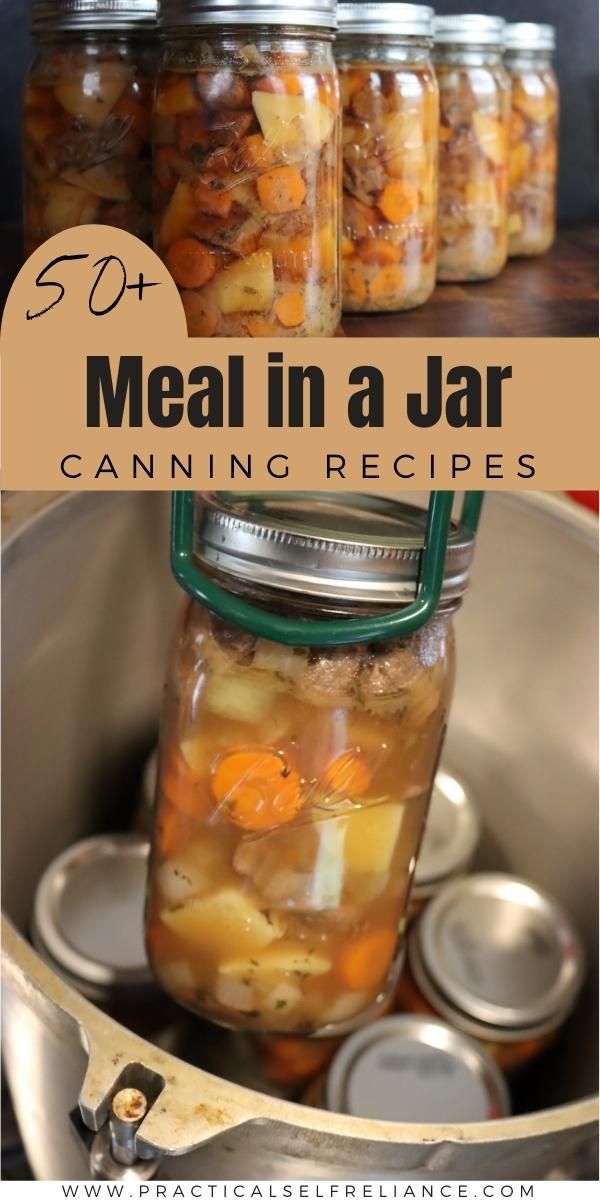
left=171, top=491, right=483, bottom=647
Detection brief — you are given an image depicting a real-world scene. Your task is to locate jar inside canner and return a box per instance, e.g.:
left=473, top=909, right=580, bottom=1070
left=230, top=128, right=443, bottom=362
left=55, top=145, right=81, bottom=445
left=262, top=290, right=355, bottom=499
left=145, top=492, right=476, bottom=1036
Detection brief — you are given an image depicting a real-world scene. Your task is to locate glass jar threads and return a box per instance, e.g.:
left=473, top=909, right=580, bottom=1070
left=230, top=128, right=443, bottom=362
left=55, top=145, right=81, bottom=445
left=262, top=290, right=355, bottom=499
left=23, top=0, right=156, bottom=255
left=145, top=492, right=476, bottom=1036
left=335, top=3, right=438, bottom=314
left=154, top=0, right=341, bottom=337
left=433, top=14, right=510, bottom=283
left=505, top=23, right=559, bottom=258
left=396, top=873, right=586, bottom=1072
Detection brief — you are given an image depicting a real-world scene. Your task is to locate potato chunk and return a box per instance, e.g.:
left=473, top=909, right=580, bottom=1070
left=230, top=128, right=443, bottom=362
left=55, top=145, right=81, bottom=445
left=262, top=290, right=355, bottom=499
left=220, top=942, right=331, bottom=982
left=252, top=93, right=335, bottom=151
left=157, top=837, right=233, bottom=907
left=203, top=668, right=280, bottom=722
left=343, top=801, right=404, bottom=876
left=54, top=66, right=130, bottom=128
left=42, top=181, right=99, bottom=235
left=213, top=250, right=275, bottom=314
left=472, top=112, right=507, bottom=167
left=160, top=888, right=283, bottom=959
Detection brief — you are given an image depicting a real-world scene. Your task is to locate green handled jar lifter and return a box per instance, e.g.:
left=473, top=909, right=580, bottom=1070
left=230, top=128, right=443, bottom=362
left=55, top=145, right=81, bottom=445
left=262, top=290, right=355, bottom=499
left=171, top=491, right=483, bottom=647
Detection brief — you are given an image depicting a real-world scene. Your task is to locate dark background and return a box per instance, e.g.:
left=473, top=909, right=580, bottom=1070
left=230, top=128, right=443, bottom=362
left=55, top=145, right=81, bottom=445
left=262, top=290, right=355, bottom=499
left=0, top=0, right=598, bottom=225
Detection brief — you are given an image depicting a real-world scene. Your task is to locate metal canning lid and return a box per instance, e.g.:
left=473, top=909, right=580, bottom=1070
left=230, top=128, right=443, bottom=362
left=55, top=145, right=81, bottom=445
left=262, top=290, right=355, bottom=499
left=504, top=23, right=556, bottom=54
left=325, top=1015, right=510, bottom=1122
left=412, top=770, right=480, bottom=899
left=433, top=14, right=505, bottom=48
left=159, top=0, right=338, bottom=31
left=337, top=3, right=433, bottom=39
left=414, top=873, right=586, bottom=1035
left=31, top=834, right=153, bottom=1000
left=31, top=0, right=157, bottom=31
left=195, top=492, right=475, bottom=606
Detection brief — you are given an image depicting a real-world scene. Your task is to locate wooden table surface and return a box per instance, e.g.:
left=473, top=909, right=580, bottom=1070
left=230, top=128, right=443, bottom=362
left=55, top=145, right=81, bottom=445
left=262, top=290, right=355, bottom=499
left=1, top=223, right=596, bottom=337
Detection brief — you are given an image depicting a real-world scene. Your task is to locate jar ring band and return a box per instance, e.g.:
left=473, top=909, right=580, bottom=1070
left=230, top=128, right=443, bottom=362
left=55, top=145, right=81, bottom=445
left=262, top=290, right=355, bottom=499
left=171, top=490, right=483, bottom=646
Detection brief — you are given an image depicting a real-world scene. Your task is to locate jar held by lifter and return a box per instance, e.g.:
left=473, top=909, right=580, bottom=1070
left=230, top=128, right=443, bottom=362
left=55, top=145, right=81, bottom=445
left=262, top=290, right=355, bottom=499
left=433, top=14, right=510, bottom=283
left=145, top=491, right=482, bottom=1036
left=24, top=0, right=156, bottom=255
left=154, top=0, right=341, bottom=337
left=336, top=3, right=439, bottom=314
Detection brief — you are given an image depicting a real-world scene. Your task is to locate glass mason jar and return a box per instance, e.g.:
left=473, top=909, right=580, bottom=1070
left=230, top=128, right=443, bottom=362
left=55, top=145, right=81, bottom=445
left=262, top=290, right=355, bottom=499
left=154, top=0, right=341, bottom=337
left=23, top=1, right=156, bottom=256
left=395, top=874, right=586, bottom=1072
left=505, top=24, right=559, bottom=258
left=335, top=3, right=438, bottom=314
left=145, top=492, right=475, bottom=1037
left=433, top=14, right=510, bottom=282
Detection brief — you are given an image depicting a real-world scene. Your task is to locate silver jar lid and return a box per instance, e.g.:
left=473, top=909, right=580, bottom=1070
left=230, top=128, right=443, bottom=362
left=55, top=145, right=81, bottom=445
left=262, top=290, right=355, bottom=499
left=325, top=1015, right=510, bottom=1122
left=31, top=0, right=156, bottom=31
left=195, top=492, right=475, bottom=607
left=412, top=770, right=480, bottom=900
left=434, top=14, right=505, bottom=48
left=337, top=3, right=433, bottom=38
left=31, top=834, right=153, bottom=1003
left=411, top=873, right=585, bottom=1039
left=504, top=23, right=556, bottom=54
left=159, top=0, right=337, bottom=30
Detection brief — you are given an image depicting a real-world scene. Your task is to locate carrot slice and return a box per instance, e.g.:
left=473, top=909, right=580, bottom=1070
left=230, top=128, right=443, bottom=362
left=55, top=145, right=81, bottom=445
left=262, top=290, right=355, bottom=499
left=212, top=749, right=304, bottom=831
left=162, top=748, right=213, bottom=822
left=274, top=291, right=306, bottom=328
left=337, top=929, right=397, bottom=991
left=369, top=263, right=406, bottom=301
left=245, top=316, right=279, bottom=337
left=24, top=85, right=61, bottom=114
left=191, top=178, right=234, bottom=217
left=112, top=96, right=151, bottom=141
left=378, top=181, right=420, bottom=225
left=340, top=70, right=369, bottom=107
left=323, top=750, right=372, bottom=798
left=236, top=133, right=275, bottom=172
left=356, top=238, right=401, bottom=266
left=263, top=1036, right=337, bottom=1084
left=178, top=112, right=209, bottom=152
left=257, top=166, right=307, bottom=214
left=166, top=238, right=219, bottom=288
left=318, top=78, right=339, bottom=111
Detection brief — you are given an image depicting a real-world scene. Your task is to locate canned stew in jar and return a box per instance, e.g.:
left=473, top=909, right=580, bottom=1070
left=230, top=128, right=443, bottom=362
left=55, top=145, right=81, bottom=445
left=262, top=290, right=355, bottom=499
left=155, top=0, right=341, bottom=337
left=396, top=872, right=586, bottom=1071
left=145, top=493, right=475, bottom=1036
left=336, top=3, right=439, bottom=313
left=505, top=23, right=559, bottom=258
left=434, top=14, right=511, bottom=282
left=305, top=1014, right=511, bottom=1121
left=24, top=1, right=156, bottom=254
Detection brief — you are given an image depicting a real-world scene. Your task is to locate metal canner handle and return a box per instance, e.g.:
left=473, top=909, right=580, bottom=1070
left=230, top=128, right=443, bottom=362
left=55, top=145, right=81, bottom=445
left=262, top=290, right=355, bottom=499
left=171, top=490, right=484, bottom=647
